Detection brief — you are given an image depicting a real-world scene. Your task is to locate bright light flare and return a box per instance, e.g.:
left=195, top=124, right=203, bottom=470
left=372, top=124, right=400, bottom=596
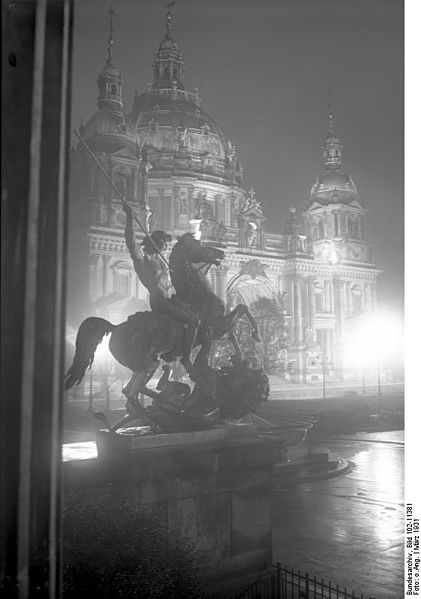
left=95, top=334, right=112, bottom=363
left=343, top=310, right=403, bottom=370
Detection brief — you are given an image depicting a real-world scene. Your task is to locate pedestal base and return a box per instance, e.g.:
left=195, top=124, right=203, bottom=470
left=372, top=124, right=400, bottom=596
left=96, top=423, right=258, bottom=457
left=64, top=430, right=281, bottom=590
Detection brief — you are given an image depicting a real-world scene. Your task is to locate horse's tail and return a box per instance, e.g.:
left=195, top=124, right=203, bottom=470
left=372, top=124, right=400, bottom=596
left=64, top=317, right=116, bottom=390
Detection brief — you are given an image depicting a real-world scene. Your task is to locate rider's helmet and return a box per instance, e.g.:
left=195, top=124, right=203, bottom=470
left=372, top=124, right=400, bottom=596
left=142, top=230, right=172, bottom=253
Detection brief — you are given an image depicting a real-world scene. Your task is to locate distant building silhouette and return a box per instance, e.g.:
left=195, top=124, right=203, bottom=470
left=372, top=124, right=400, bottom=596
left=68, top=6, right=380, bottom=382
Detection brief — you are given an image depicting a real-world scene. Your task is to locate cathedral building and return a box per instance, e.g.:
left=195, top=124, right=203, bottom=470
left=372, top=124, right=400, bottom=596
left=68, top=7, right=380, bottom=383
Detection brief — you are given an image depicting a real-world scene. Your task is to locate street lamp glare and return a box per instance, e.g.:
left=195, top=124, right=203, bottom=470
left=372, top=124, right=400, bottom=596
left=95, top=334, right=112, bottom=363
left=343, top=309, right=403, bottom=370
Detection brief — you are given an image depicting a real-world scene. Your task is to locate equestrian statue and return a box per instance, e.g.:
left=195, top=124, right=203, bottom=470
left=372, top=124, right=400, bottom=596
left=65, top=199, right=268, bottom=433
left=64, top=131, right=269, bottom=431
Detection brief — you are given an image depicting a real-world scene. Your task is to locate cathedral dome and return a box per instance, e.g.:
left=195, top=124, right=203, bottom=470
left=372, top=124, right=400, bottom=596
left=318, top=170, right=352, bottom=188
left=126, top=4, right=243, bottom=185
left=129, top=90, right=228, bottom=160
left=311, top=168, right=358, bottom=197
left=100, top=61, right=120, bottom=79
left=307, top=113, right=360, bottom=206
left=79, top=110, right=135, bottom=154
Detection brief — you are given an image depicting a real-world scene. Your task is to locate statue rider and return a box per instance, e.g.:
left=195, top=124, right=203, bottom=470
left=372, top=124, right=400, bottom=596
left=123, top=204, right=200, bottom=373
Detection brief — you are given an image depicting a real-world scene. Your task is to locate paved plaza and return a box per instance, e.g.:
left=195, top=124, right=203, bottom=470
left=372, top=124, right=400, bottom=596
left=272, top=431, right=404, bottom=598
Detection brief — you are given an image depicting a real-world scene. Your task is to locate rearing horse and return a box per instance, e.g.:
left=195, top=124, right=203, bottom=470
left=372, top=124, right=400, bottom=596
left=65, top=233, right=259, bottom=424
left=170, top=234, right=260, bottom=355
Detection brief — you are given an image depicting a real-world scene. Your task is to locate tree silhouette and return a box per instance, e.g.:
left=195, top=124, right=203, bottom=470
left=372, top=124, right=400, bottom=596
left=236, top=297, right=289, bottom=373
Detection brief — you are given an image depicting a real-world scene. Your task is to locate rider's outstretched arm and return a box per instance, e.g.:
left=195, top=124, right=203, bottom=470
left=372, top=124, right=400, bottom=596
left=124, top=204, right=142, bottom=262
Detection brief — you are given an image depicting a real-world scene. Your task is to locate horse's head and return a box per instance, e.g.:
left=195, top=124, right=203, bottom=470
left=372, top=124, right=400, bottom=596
left=173, top=233, right=225, bottom=266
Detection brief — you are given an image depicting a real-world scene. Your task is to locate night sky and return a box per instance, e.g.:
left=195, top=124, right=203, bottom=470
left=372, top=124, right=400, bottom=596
left=71, top=0, right=403, bottom=313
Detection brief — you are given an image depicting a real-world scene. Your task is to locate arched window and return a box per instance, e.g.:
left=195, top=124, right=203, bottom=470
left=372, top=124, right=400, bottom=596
left=179, top=195, right=188, bottom=215
left=333, top=212, right=339, bottom=236
left=351, top=284, right=363, bottom=314
left=112, top=262, right=131, bottom=297
left=313, top=219, right=325, bottom=240
left=348, top=216, right=359, bottom=239
left=315, top=282, right=324, bottom=313
left=110, top=84, right=117, bottom=95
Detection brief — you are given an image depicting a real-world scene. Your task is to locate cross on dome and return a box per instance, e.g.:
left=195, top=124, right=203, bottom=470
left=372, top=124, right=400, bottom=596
left=106, top=5, right=117, bottom=64
left=165, top=1, right=177, bottom=39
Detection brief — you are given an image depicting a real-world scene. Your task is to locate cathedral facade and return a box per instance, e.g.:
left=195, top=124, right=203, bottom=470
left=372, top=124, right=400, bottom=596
left=68, top=8, right=380, bottom=383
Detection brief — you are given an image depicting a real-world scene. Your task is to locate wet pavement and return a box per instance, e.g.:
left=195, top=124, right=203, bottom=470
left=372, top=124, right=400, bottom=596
left=272, top=431, right=404, bottom=599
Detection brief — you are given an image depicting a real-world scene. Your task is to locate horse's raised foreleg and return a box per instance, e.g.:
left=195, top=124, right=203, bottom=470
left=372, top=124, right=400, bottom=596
left=228, top=331, right=243, bottom=358
left=237, top=304, right=260, bottom=341
left=111, top=365, right=159, bottom=431
left=214, top=305, right=261, bottom=344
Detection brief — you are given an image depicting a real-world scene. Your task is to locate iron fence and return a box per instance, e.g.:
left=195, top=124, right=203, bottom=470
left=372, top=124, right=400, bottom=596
left=210, top=562, right=367, bottom=599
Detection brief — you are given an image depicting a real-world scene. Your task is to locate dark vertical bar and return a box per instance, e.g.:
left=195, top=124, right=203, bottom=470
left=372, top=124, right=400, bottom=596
left=29, top=2, right=70, bottom=594
left=328, top=580, right=332, bottom=599
left=291, top=567, right=295, bottom=599
left=1, top=1, right=37, bottom=591
left=1, top=0, right=73, bottom=597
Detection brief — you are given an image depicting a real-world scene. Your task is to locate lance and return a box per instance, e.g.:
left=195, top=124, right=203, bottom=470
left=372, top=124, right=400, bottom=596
left=73, top=129, right=170, bottom=268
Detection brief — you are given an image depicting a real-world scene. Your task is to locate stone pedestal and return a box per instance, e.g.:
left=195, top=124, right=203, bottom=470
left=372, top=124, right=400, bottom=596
left=63, top=431, right=281, bottom=591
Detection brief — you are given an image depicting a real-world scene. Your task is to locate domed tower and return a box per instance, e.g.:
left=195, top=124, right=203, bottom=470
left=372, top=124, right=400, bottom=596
left=301, top=112, right=380, bottom=382
left=152, top=5, right=186, bottom=91
left=69, top=7, right=140, bottom=325
left=303, top=112, right=373, bottom=266
left=76, top=6, right=134, bottom=154
left=127, top=3, right=251, bottom=244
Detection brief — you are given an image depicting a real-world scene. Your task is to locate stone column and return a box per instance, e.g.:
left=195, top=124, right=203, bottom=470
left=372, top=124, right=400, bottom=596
left=292, top=281, right=303, bottom=344
left=96, top=254, right=104, bottom=299
left=301, top=278, right=309, bottom=328
left=130, top=271, right=136, bottom=297
left=103, top=256, right=113, bottom=296
left=169, top=186, right=176, bottom=229
left=371, top=283, right=378, bottom=309
left=307, top=278, right=316, bottom=342
left=345, top=281, right=352, bottom=317
left=291, top=280, right=306, bottom=382
left=323, top=280, right=329, bottom=312
left=365, top=282, right=372, bottom=311
left=333, top=278, right=346, bottom=378
left=215, top=265, right=228, bottom=304
left=89, top=255, right=98, bottom=302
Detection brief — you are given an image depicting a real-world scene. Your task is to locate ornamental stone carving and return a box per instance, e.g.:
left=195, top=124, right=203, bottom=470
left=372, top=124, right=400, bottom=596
left=240, top=260, right=267, bottom=279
